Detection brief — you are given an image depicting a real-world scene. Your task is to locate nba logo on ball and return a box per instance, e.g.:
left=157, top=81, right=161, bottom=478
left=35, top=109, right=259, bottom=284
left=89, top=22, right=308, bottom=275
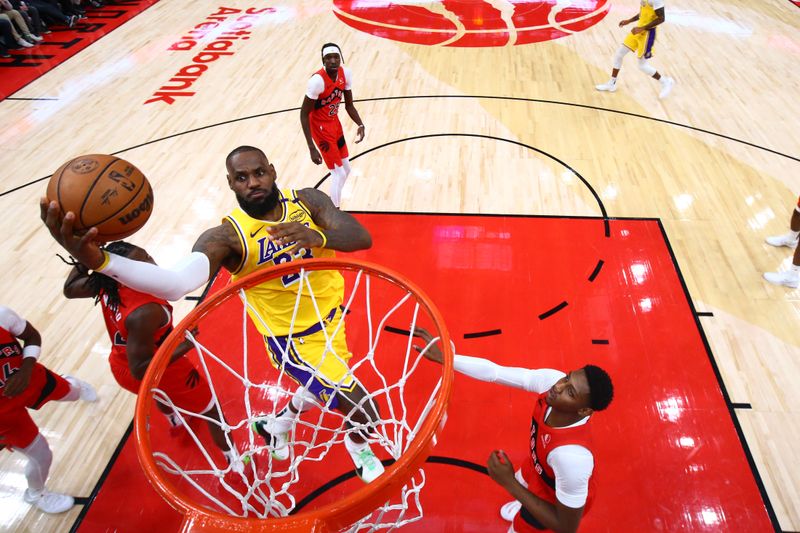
left=332, top=0, right=610, bottom=47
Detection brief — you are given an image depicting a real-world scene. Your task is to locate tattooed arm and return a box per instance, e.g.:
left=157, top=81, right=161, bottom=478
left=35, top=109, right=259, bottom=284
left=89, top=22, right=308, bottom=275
left=266, top=188, right=372, bottom=252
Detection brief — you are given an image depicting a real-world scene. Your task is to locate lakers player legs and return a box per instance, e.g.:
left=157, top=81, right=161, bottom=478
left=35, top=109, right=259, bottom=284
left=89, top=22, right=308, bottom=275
left=40, top=146, right=385, bottom=483
left=595, top=0, right=674, bottom=99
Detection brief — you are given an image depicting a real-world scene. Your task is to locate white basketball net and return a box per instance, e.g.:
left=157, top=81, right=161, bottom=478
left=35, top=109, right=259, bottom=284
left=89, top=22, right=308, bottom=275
left=145, top=264, right=445, bottom=531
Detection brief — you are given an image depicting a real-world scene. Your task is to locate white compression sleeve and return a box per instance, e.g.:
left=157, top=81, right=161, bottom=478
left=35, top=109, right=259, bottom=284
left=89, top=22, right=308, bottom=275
left=16, top=434, right=52, bottom=494
left=453, top=355, right=565, bottom=393
left=100, top=251, right=211, bottom=301
left=612, top=45, right=629, bottom=69
left=637, top=57, right=657, bottom=76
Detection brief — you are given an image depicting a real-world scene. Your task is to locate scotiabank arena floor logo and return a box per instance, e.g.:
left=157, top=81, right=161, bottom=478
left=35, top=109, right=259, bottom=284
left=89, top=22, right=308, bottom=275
left=332, top=0, right=610, bottom=47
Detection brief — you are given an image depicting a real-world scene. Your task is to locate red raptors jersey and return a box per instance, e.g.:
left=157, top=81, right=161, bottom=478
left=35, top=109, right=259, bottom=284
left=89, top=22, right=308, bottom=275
left=309, top=67, right=347, bottom=126
left=0, top=326, right=23, bottom=391
left=523, top=392, right=595, bottom=509
left=100, top=286, right=172, bottom=360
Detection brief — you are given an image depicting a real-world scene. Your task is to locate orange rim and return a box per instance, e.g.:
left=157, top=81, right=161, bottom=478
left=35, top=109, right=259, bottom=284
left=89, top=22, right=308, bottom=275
left=134, top=258, right=453, bottom=532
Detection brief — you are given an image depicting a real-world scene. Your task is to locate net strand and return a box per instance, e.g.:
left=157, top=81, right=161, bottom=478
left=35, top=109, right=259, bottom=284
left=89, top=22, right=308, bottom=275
left=145, top=265, right=444, bottom=529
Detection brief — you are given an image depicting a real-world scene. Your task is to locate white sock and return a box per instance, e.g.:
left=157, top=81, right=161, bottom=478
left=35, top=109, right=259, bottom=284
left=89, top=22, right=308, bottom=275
left=345, top=433, right=369, bottom=453
left=61, top=378, right=81, bottom=402
left=16, top=434, right=52, bottom=495
left=290, top=386, right=316, bottom=413
left=341, top=157, right=352, bottom=178
left=791, top=264, right=800, bottom=273
left=790, top=230, right=800, bottom=239
left=329, top=165, right=348, bottom=207
left=164, top=410, right=181, bottom=428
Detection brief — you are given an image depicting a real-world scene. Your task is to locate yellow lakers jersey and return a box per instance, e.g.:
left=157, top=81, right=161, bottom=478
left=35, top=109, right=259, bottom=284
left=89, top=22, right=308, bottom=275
left=637, top=0, right=661, bottom=27
left=224, top=189, right=343, bottom=336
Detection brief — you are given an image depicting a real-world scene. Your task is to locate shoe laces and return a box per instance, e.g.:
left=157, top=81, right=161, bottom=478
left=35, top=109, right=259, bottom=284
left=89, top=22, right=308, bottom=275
left=357, top=448, right=378, bottom=469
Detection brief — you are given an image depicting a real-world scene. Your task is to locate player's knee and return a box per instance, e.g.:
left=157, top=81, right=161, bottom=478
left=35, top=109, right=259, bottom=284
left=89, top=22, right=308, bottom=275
left=637, top=58, right=657, bottom=76
left=290, top=386, right=316, bottom=413
left=20, top=434, right=53, bottom=470
left=612, top=46, right=629, bottom=69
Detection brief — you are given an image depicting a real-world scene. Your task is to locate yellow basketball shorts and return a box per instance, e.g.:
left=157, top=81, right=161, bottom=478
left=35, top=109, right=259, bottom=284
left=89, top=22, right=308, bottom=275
left=264, top=306, right=355, bottom=409
left=623, top=28, right=656, bottom=59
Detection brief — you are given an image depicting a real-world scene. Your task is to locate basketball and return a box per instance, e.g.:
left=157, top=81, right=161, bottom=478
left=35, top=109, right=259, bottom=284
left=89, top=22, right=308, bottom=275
left=46, top=154, right=154, bottom=242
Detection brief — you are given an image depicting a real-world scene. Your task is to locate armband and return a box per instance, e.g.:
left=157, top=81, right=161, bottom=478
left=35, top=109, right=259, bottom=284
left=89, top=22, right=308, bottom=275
left=22, top=345, right=41, bottom=360
left=95, top=250, right=111, bottom=272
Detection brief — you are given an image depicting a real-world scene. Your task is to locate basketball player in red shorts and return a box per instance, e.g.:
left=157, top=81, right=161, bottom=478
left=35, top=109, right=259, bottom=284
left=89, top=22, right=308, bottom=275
left=413, top=328, right=614, bottom=533
left=300, top=42, right=366, bottom=208
left=1, top=305, right=96, bottom=513
left=62, top=241, right=241, bottom=469
left=764, top=195, right=800, bottom=288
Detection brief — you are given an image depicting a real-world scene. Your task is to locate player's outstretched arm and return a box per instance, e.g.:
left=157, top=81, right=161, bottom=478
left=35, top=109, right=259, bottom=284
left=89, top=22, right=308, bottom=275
left=488, top=451, right=584, bottom=533
left=55, top=220, right=236, bottom=301
left=293, top=187, right=372, bottom=251
left=412, top=327, right=563, bottom=392
left=93, top=223, right=238, bottom=301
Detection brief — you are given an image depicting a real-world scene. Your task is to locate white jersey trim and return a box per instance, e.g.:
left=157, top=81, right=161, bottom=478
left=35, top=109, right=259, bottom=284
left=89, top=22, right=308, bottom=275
left=306, top=67, right=353, bottom=100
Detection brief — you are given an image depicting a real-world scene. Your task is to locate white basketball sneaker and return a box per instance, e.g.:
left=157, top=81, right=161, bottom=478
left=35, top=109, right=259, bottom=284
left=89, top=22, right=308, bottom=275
left=65, top=376, right=97, bottom=402
left=345, top=439, right=385, bottom=483
left=595, top=80, right=617, bottom=92
left=659, top=77, right=675, bottom=99
left=24, top=489, right=74, bottom=514
left=223, top=449, right=248, bottom=474
left=763, top=270, right=800, bottom=288
left=500, top=500, right=522, bottom=522
left=252, top=419, right=289, bottom=461
left=765, top=232, right=800, bottom=248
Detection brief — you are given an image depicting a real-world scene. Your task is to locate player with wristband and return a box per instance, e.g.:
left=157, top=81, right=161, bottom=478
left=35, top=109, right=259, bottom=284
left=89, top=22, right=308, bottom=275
left=40, top=145, right=385, bottom=483
left=0, top=305, right=96, bottom=514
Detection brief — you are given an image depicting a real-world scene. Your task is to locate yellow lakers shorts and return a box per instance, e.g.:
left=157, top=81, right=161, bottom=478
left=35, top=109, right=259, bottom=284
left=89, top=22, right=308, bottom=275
left=623, top=28, right=657, bottom=59
left=264, top=307, right=355, bottom=409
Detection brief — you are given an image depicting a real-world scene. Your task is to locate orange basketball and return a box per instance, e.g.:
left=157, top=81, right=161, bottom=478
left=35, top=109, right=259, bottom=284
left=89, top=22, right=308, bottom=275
left=46, top=154, right=154, bottom=242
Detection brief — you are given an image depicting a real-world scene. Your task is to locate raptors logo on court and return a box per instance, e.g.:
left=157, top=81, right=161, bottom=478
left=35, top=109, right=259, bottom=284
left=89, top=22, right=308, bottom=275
left=332, top=0, right=610, bottom=47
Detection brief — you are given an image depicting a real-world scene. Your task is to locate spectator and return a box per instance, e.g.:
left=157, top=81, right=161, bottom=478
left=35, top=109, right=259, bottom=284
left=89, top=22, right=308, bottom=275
left=26, top=0, right=74, bottom=28
left=0, top=16, right=15, bottom=57
left=0, top=0, right=40, bottom=46
left=11, top=1, right=46, bottom=37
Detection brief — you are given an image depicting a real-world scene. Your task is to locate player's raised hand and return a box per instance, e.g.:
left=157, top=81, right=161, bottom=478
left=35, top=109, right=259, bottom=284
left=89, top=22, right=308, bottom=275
left=411, top=326, right=444, bottom=363
left=40, top=198, right=105, bottom=270
left=309, top=146, right=323, bottom=165
left=267, top=222, right=324, bottom=250
left=355, top=124, right=365, bottom=143
left=487, top=450, right=516, bottom=488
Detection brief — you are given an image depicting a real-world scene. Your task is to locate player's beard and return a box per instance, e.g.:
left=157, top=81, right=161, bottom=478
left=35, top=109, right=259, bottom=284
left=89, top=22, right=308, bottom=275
left=236, top=185, right=280, bottom=218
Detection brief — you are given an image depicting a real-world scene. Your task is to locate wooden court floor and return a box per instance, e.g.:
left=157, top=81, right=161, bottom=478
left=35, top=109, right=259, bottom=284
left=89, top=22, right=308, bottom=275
left=0, top=0, right=798, bottom=531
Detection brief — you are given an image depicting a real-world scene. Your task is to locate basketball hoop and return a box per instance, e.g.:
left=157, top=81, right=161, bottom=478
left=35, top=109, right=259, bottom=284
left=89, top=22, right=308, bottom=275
left=134, top=258, right=453, bottom=532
